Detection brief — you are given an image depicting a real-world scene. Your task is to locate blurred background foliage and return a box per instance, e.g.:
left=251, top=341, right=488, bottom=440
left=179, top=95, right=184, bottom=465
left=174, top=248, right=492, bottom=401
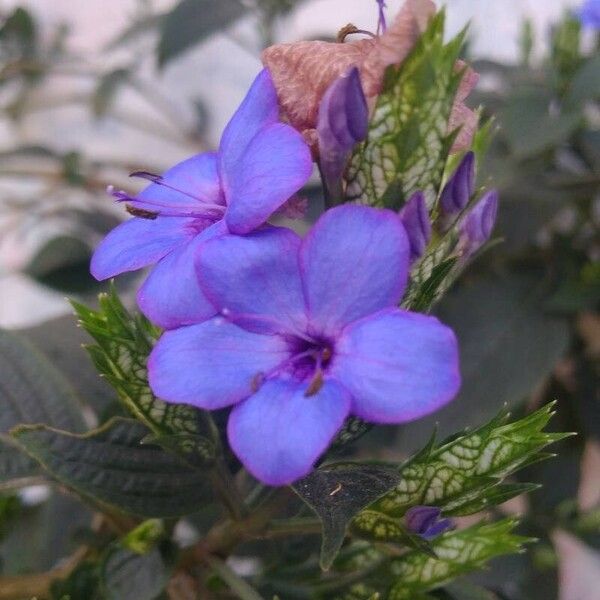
left=0, top=1, right=598, bottom=599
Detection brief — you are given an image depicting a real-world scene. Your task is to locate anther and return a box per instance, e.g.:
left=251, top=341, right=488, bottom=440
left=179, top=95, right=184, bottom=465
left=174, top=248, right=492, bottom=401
left=125, top=204, right=158, bottom=220
left=305, top=370, right=324, bottom=397
left=129, top=170, right=163, bottom=183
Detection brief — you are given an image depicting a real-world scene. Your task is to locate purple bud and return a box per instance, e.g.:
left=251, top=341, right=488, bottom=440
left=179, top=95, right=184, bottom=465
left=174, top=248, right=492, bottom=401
left=405, top=506, right=454, bottom=540
left=317, top=67, right=368, bottom=200
left=399, top=191, right=431, bottom=263
left=440, top=151, right=476, bottom=223
left=458, top=189, right=499, bottom=259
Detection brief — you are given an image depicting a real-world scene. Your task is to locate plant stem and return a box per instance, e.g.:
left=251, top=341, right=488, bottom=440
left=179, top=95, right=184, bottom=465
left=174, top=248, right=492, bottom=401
left=206, top=556, right=265, bottom=600
left=210, top=458, right=248, bottom=521
left=263, top=517, right=322, bottom=538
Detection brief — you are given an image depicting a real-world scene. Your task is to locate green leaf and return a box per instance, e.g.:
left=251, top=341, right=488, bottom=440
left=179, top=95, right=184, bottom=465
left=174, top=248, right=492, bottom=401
left=93, top=68, right=131, bottom=116
left=121, top=519, right=164, bottom=554
left=50, top=561, right=101, bottom=600
left=566, top=54, right=600, bottom=108
left=386, top=519, right=530, bottom=599
left=0, top=7, right=37, bottom=61
left=25, top=235, right=96, bottom=293
left=101, top=545, right=172, bottom=600
left=346, top=12, right=466, bottom=209
left=0, top=328, right=85, bottom=486
left=330, top=416, right=372, bottom=451
left=72, top=287, right=217, bottom=466
left=426, top=271, right=570, bottom=435
left=352, top=404, right=567, bottom=540
left=499, top=88, right=580, bottom=158
left=158, top=0, right=247, bottom=67
left=444, top=580, right=500, bottom=599
left=403, top=256, right=458, bottom=312
left=293, top=463, right=401, bottom=570
left=11, top=417, right=211, bottom=517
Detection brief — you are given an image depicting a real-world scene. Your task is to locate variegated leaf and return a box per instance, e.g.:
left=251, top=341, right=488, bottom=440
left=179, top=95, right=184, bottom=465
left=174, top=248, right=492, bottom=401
left=352, top=403, right=568, bottom=541
left=346, top=12, right=465, bottom=210
left=387, top=519, right=529, bottom=599
left=72, top=287, right=217, bottom=466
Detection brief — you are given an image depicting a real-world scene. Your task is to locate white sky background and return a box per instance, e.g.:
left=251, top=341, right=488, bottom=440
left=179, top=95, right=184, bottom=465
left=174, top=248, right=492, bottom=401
left=0, top=0, right=585, bottom=326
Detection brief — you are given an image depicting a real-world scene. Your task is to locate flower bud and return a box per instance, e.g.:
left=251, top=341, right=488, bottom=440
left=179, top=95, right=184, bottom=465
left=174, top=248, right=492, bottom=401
left=405, top=505, right=453, bottom=540
left=317, top=67, right=368, bottom=200
left=399, top=191, right=431, bottom=263
left=458, top=189, right=499, bottom=259
left=439, top=151, right=475, bottom=224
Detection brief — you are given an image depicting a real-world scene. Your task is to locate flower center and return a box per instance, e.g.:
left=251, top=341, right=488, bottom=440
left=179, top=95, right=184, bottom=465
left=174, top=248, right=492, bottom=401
left=280, top=337, right=334, bottom=397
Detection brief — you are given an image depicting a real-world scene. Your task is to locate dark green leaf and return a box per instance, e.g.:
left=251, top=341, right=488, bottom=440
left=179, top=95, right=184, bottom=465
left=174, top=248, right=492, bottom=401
left=0, top=7, right=37, bottom=60
left=11, top=418, right=212, bottom=517
left=158, top=0, right=247, bottom=67
left=405, top=270, right=570, bottom=442
left=293, top=463, right=401, bottom=570
left=50, top=562, right=101, bottom=600
left=499, top=88, right=580, bottom=158
left=101, top=545, right=172, bottom=600
left=93, top=68, right=131, bottom=116
left=0, top=327, right=86, bottom=486
left=566, top=54, right=600, bottom=108
left=17, top=314, right=116, bottom=417
left=25, top=235, right=96, bottom=293
left=0, top=328, right=85, bottom=433
left=444, top=580, right=500, bottom=599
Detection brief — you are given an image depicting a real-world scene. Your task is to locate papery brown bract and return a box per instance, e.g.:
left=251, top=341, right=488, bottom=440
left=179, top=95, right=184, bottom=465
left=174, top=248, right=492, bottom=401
left=262, top=0, right=477, bottom=154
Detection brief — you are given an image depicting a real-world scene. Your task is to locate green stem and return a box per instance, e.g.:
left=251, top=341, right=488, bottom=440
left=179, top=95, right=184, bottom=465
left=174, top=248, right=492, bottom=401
left=263, top=517, right=322, bottom=538
left=206, top=556, right=265, bottom=600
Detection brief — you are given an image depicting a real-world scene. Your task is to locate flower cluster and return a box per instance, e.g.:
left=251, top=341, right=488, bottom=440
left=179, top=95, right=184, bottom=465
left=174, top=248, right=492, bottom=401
left=91, top=0, right=499, bottom=486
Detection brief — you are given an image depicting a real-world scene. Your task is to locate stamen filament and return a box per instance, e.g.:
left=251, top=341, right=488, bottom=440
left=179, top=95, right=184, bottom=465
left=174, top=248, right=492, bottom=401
left=129, top=170, right=223, bottom=207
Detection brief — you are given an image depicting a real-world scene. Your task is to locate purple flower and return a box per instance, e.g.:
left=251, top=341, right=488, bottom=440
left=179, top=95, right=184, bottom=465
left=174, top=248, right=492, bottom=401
left=148, top=205, right=460, bottom=486
left=405, top=506, right=454, bottom=540
left=398, top=191, right=431, bottom=263
left=317, top=67, right=368, bottom=200
left=577, top=0, right=600, bottom=28
left=439, top=151, right=475, bottom=228
left=90, top=69, right=312, bottom=329
left=458, top=189, right=499, bottom=259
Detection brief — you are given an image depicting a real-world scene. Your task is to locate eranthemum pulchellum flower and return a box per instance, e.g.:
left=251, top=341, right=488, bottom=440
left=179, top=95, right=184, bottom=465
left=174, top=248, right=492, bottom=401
left=91, top=69, right=312, bottom=329
left=149, top=205, right=460, bottom=486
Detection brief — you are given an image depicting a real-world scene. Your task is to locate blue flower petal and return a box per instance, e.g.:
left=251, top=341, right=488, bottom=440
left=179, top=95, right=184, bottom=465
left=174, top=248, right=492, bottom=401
left=148, top=318, right=289, bottom=410
left=90, top=216, right=195, bottom=280
left=197, top=226, right=307, bottom=334
left=219, top=69, right=279, bottom=194
left=300, top=205, right=409, bottom=337
left=228, top=378, right=350, bottom=486
left=331, top=308, right=460, bottom=423
left=224, top=122, right=312, bottom=234
left=132, top=152, right=223, bottom=214
left=137, top=221, right=226, bottom=329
